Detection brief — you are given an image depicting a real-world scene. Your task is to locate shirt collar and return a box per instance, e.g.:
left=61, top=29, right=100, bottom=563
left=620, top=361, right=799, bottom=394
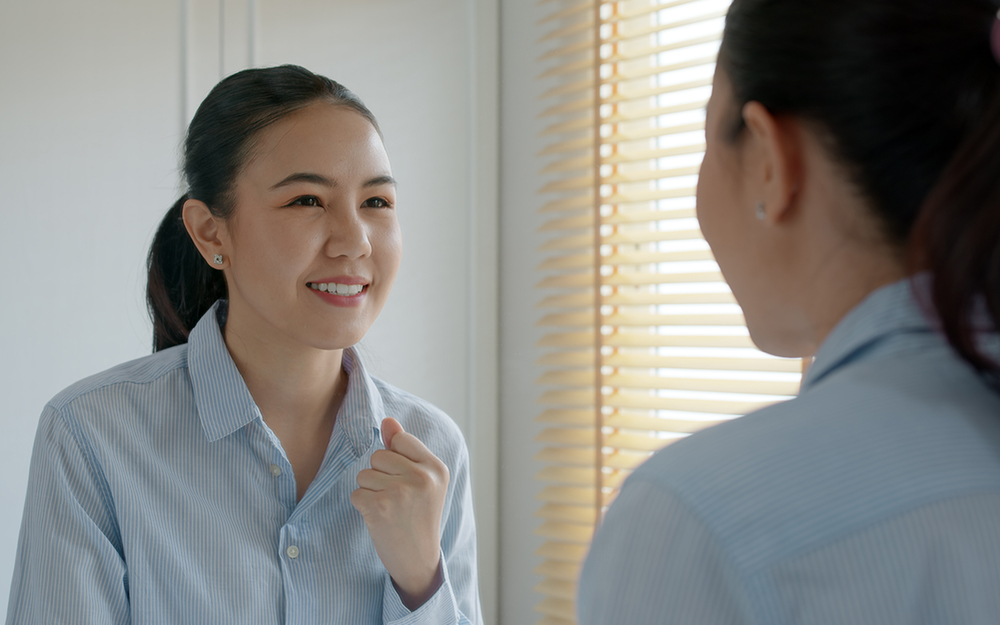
left=339, top=346, right=384, bottom=455
left=187, top=300, right=384, bottom=451
left=801, top=277, right=934, bottom=392
left=188, top=302, right=261, bottom=442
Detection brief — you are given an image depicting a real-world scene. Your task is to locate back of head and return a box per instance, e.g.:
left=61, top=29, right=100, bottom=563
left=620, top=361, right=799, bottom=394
left=719, top=0, right=1000, bottom=380
left=146, top=65, right=378, bottom=352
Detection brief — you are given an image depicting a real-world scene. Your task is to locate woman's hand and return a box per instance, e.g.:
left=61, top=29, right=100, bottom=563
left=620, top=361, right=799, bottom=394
left=351, top=417, right=450, bottom=610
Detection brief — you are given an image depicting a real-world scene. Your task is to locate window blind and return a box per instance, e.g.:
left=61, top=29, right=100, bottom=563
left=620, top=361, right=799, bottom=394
left=533, top=1, right=803, bottom=623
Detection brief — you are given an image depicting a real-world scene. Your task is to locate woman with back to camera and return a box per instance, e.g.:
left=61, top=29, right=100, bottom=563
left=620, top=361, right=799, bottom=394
left=580, top=0, right=1000, bottom=622
left=6, top=65, right=481, bottom=624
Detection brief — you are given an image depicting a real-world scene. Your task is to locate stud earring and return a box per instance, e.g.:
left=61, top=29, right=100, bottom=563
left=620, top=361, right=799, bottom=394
left=213, top=254, right=224, bottom=265
left=754, top=201, right=766, bottom=221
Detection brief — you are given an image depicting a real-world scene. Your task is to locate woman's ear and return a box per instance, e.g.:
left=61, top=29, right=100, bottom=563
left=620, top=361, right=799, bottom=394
left=182, top=199, right=229, bottom=268
left=741, top=101, right=804, bottom=224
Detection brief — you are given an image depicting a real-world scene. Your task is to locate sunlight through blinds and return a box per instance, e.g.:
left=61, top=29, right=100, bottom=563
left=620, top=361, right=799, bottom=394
left=533, top=1, right=803, bottom=623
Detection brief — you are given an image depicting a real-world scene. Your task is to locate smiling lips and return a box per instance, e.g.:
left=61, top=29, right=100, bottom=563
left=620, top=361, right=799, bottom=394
left=308, top=281, right=365, bottom=296
left=306, top=280, right=369, bottom=307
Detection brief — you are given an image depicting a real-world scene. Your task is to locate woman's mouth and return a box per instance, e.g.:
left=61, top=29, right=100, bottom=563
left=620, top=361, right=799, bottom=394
left=307, top=282, right=367, bottom=296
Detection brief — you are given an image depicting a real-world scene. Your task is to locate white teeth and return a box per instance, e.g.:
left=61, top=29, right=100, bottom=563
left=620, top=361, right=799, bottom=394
left=309, top=282, right=365, bottom=296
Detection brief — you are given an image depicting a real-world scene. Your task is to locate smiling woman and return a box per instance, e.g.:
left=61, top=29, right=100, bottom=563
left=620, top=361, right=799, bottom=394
left=6, top=65, right=481, bottom=625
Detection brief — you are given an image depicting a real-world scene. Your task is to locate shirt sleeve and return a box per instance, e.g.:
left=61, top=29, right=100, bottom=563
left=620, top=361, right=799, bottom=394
left=578, top=478, right=754, bottom=625
left=6, top=404, right=130, bottom=625
left=380, top=438, right=481, bottom=625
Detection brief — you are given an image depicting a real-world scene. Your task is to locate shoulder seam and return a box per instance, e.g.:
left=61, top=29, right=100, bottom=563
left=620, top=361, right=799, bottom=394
left=49, top=356, right=189, bottom=410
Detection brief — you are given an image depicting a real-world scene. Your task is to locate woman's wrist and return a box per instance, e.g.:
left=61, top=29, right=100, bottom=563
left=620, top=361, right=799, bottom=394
left=392, top=558, right=444, bottom=612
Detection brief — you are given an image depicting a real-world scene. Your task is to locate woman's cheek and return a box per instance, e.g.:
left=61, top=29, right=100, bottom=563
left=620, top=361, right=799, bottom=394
left=696, top=161, right=723, bottom=249
left=379, top=220, right=403, bottom=275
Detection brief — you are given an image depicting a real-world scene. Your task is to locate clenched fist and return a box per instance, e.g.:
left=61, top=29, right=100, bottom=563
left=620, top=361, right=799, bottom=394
left=351, top=417, right=450, bottom=610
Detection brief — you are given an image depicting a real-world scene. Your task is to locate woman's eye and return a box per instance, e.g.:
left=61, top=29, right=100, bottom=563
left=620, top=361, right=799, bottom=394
left=362, top=197, right=392, bottom=209
left=289, top=195, right=321, bottom=207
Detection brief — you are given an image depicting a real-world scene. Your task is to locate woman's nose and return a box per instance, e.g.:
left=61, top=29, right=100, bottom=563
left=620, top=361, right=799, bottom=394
left=323, top=204, right=372, bottom=259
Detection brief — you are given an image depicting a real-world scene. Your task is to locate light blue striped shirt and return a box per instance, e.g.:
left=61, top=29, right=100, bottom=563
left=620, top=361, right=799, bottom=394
left=580, top=278, right=1000, bottom=624
left=6, top=302, right=481, bottom=625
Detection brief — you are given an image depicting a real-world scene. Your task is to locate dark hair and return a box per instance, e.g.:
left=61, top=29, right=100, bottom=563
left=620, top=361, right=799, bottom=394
left=147, top=65, right=379, bottom=351
left=719, top=0, right=1000, bottom=381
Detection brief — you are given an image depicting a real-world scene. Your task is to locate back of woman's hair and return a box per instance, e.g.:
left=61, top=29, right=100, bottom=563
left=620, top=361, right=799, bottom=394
left=719, top=0, right=1000, bottom=382
left=147, top=65, right=379, bottom=351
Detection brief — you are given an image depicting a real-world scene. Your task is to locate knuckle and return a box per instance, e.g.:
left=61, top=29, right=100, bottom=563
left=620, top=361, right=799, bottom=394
left=412, top=468, right=433, bottom=489
left=373, top=493, right=394, bottom=517
left=425, top=459, right=449, bottom=487
left=428, top=453, right=448, bottom=474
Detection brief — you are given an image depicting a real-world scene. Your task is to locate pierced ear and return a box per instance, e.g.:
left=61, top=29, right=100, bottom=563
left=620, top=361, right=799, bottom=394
left=741, top=101, right=803, bottom=223
left=182, top=199, right=229, bottom=268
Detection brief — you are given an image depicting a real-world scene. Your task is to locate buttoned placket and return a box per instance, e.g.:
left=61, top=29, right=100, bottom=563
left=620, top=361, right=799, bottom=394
left=213, top=342, right=384, bottom=625
left=241, top=416, right=302, bottom=623
left=246, top=408, right=378, bottom=625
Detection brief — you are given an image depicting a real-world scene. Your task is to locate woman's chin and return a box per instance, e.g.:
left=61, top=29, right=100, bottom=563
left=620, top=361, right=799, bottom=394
left=305, top=333, right=365, bottom=353
left=746, top=322, right=814, bottom=360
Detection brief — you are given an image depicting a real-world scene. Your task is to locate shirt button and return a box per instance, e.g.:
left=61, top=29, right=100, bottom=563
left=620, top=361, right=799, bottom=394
left=269, top=464, right=282, bottom=477
left=286, top=546, right=299, bottom=559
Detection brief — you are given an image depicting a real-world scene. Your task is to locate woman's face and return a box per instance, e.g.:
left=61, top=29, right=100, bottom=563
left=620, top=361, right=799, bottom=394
left=219, top=102, right=401, bottom=352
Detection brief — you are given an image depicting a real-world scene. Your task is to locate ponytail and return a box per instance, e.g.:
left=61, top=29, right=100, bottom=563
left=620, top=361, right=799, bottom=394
left=910, top=80, right=1000, bottom=383
left=146, top=195, right=227, bottom=352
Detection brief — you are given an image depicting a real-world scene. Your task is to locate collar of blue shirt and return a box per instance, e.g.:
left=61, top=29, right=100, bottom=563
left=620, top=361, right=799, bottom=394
left=802, top=277, right=933, bottom=392
left=186, top=300, right=383, bottom=456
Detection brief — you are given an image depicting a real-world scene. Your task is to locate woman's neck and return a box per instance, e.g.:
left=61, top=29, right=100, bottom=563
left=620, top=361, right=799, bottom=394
left=221, top=313, right=347, bottom=436
left=798, top=246, right=906, bottom=354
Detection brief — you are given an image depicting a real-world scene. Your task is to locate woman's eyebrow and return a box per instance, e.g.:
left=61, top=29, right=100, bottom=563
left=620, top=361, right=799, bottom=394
left=269, top=173, right=396, bottom=190
left=363, top=175, right=397, bottom=188
left=270, top=172, right=335, bottom=190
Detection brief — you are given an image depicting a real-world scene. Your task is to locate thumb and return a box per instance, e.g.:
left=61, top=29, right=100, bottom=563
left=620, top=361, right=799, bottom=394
left=380, top=417, right=405, bottom=449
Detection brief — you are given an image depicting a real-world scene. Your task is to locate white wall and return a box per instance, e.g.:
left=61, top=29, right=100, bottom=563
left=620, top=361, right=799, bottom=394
left=0, top=1, right=185, bottom=610
left=497, top=0, right=557, bottom=622
left=0, top=0, right=497, bottom=620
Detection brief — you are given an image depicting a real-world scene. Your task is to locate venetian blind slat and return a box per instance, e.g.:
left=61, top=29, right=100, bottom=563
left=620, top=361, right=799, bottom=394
left=536, top=541, right=590, bottom=563
left=535, top=560, right=582, bottom=582
left=535, top=578, right=577, bottom=601
left=537, top=466, right=598, bottom=486
left=539, top=370, right=800, bottom=395
left=540, top=248, right=717, bottom=271
left=536, top=617, right=576, bottom=625
left=535, top=597, right=577, bottom=621
left=539, top=311, right=746, bottom=327
left=538, top=331, right=755, bottom=349
left=536, top=522, right=595, bottom=544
